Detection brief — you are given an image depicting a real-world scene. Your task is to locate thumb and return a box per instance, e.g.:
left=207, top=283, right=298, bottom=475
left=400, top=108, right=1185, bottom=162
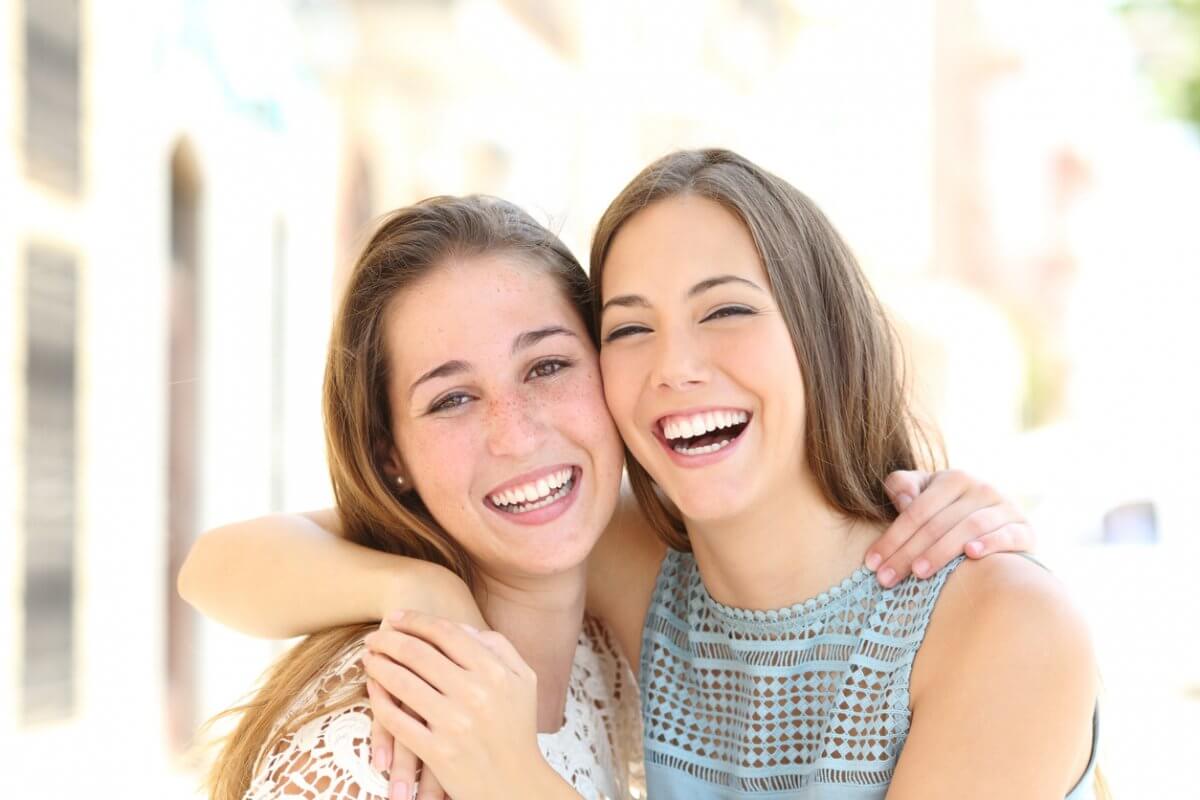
left=883, top=469, right=929, bottom=512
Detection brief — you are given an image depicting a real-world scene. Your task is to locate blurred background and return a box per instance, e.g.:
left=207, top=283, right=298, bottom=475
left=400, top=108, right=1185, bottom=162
left=2, top=0, right=1197, bottom=796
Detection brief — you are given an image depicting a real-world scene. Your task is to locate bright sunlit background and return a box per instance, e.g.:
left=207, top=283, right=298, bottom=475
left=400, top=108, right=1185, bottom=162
left=3, top=0, right=1198, bottom=796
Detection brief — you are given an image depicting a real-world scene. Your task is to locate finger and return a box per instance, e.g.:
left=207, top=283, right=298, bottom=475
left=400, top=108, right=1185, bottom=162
left=866, top=470, right=970, bottom=572
left=415, top=768, right=447, bottom=800
left=366, top=629, right=467, bottom=695
left=365, top=675, right=435, bottom=770
left=385, top=611, right=498, bottom=673
left=389, top=732, right=420, bottom=800
left=363, top=651, right=448, bottom=724
left=965, top=522, right=1034, bottom=559
left=469, top=629, right=533, bottom=678
left=368, top=681, right=396, bottom=773
left=905, top=504, right=1019, bottom=578
left=876, top=494, right=985, bottom=586
left=882, top=470, right=930, bottom=512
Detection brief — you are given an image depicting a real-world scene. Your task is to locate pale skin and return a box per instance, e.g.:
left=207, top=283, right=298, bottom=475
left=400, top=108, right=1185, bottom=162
left=179, top=221, right=1046, bottom=798
left=595, top=193, right=1096, bottom=797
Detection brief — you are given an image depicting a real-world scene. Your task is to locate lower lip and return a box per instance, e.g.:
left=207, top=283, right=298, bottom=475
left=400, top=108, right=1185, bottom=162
left=655, top=421, right=749, bottom=468
left=485, top=468, right=582, bottom=526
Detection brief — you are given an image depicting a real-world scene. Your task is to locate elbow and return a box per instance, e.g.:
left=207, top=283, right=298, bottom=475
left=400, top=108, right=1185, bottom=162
left=175, top=536, right=206, bottom=609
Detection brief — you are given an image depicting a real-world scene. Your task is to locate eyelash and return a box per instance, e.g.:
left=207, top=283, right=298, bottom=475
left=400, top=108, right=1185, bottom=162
left=604, top=305, right=756, bottom=343
left=426, top=358, right=574, bottom=414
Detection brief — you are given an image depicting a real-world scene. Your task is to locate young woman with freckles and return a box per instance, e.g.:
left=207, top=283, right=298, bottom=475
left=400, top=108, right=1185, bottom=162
left=181, top=189, right=1039, bottom=799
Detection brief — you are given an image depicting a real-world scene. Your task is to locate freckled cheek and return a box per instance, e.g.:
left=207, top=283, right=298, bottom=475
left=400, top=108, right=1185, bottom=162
left=401, top=423, right=483, bottom=503
left=542, top=368, right=620, bottom=452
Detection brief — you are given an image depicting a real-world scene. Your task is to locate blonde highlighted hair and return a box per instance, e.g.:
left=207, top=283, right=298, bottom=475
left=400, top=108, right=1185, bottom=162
left=203, top=195, right=593, bottom=799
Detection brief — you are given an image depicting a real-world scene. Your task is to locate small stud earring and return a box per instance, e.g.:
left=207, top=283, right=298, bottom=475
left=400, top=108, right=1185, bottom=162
left=396, top=476, right=405, bottom=486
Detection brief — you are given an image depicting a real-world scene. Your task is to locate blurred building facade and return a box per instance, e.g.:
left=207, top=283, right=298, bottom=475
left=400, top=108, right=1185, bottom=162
left=2, top=0, right=344, bottom=793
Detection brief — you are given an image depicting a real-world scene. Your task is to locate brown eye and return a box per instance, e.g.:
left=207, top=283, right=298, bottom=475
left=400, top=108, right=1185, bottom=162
left=527, top=358, right=571, bottom=380
left=430, top=392, right=472, bottom=413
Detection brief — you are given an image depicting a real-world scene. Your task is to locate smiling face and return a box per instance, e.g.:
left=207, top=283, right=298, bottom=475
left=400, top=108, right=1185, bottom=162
left=383, top=253, right=623, bottom=580
left=598, top=194, right=811, bottom=525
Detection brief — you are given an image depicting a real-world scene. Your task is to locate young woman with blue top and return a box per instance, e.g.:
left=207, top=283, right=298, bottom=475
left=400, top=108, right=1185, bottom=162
left=179, top=153, right=1080, bottom=799
left=589, top=149, right=1098, bottom=798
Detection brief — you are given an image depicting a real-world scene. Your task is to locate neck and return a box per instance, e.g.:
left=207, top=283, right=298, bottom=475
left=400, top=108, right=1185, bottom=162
left=686, top=471, right=883, bottom=611
left=475, top=564, right=587, bottom=732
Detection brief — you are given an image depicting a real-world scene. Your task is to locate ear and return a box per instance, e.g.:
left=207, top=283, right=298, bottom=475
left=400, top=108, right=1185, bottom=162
left=376, top=439, right=410, bottom=490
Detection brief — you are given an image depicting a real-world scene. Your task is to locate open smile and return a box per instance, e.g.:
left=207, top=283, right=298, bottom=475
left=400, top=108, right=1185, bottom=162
left=484, top=464, right=582, bottom=525
left=654, top=408, right=751, bottom=465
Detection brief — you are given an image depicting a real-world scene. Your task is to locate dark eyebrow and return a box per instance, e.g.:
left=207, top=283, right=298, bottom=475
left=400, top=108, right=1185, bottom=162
left=687, top=275, right=764, bottom=297
left=600, top=294, right=650, bottom=315
left=601, top=275, right=764, bottom=316
left=408, top=360, right=470, bottom=401
left=511, top=325, right=577, bottom=355
left=408, top=327, right=576, bottom=402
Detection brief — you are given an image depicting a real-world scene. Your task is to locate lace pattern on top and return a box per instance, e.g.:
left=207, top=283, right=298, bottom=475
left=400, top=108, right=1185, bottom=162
left=244, top=616, right=642, bottom=800
left=639, top=551, right=964, bottom=796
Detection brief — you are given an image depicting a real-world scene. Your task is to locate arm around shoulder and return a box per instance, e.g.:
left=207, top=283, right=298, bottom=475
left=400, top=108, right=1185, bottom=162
left=888, top=554, right=1098, bottom=800
left=177, top=509, right=483, bottom=638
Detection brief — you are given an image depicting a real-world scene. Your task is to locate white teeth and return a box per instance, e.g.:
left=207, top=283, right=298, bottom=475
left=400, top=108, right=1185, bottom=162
left=490, top=469, right=575, bottom=508
left=661, top=410, right=750, bottom=440
left=673, top=438, right=732, bottom=456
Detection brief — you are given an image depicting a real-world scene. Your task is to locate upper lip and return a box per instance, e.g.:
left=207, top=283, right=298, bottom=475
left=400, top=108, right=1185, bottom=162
left=654, top=406, right=751, bottom=438
left=485, top=463, right=577, bottom=498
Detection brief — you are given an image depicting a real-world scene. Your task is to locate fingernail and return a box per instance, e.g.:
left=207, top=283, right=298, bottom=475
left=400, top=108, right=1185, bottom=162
left=374, top=744, right=392, bottom=772
left=878, top=567, right=896, bottom=587
left=387, top=610, right=407, bottom=625
left=389, top=781, right=408, bottom=800
left=967, top=540, right=984, bottom=557
left=458, top=622, right=480, bottom=635
left=912, top=559, right=930, bottom=578
left=897, top=493, right=913, bottom=511
left=865, top=552, right=882, bottom=572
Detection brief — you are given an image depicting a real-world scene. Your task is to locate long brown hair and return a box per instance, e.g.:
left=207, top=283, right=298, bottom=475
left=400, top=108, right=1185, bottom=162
left=589, top=149, right=936, bottom=551
left=205, top=195, right=593, bottom=799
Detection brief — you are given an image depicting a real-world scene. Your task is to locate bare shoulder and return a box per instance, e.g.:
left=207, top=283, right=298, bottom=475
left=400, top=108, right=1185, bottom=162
left=302, top=506, right=346, bottom=538
left=891, top=554, right=1098, bottom=798
left=920, top=554, right=1093, bottom=682
left=942, top=554, right=1088, bottom=639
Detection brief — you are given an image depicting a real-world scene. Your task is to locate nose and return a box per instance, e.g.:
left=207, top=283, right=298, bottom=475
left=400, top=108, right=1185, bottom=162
left=483, top=392, right=547, bottom=458
left=650, top=326, right=710, bottom=392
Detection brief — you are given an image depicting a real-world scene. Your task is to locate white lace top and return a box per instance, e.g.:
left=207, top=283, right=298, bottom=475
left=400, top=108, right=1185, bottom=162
left=245, top=616, right=643, bottom=800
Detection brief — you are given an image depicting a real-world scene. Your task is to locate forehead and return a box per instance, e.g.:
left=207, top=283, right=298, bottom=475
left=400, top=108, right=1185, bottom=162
left=385, top=253, right=582, bottom=373
left=602, top=194, right=765, bottom=297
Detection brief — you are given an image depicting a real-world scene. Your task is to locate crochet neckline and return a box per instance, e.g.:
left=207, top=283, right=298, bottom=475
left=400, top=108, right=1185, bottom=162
left=689, top=553, right=877, bottom=624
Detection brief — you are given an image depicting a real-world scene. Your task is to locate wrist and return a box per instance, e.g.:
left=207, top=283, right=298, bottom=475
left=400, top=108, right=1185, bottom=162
left=528, top=756, right=578, bottom=799
left=376, top=558, right=486, bottom=628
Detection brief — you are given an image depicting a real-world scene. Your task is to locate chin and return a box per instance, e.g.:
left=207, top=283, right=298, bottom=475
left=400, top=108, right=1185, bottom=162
left=664, top=483, right=749, bottom=526
left=509, top=531, right=599, bottom=576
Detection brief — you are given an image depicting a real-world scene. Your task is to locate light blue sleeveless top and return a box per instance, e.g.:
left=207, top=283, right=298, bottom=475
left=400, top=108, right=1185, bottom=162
left=640, top=551, right=1098, bottom=799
